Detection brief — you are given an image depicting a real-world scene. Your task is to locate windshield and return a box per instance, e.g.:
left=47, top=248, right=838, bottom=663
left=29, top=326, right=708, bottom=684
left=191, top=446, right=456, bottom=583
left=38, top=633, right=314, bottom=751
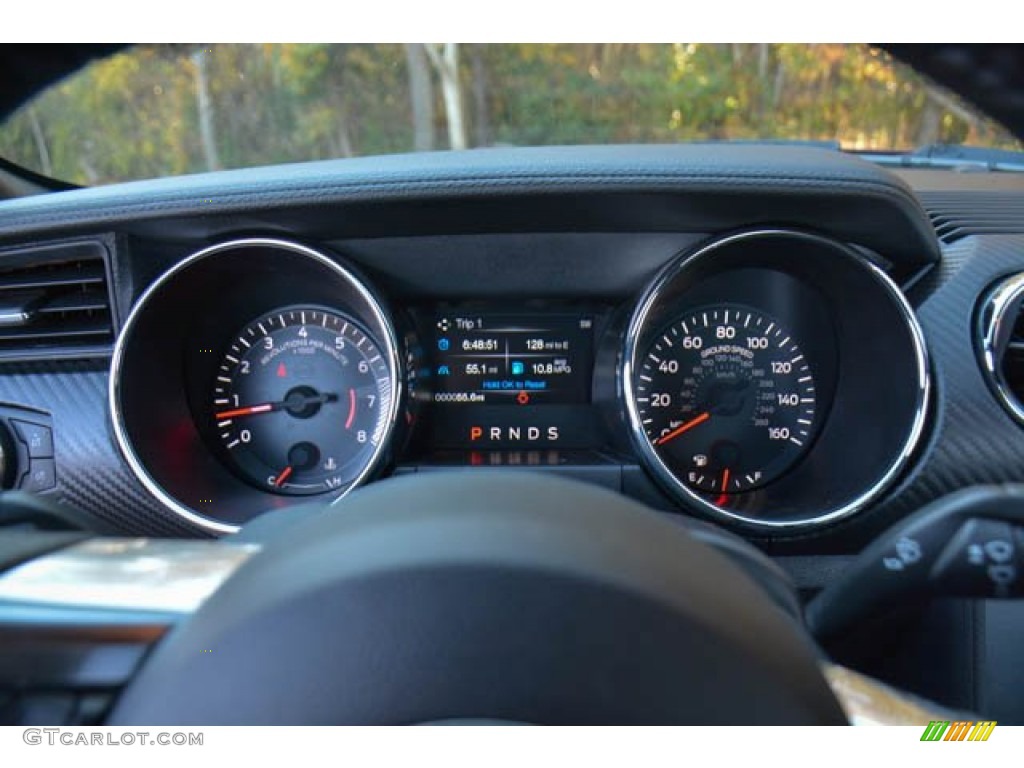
left=0, top=43, right=1019, bottom=186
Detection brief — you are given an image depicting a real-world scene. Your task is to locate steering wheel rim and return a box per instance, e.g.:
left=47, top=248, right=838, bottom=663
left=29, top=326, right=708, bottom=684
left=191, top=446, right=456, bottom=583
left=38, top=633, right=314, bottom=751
left=108, top=471, right=846, bottom=725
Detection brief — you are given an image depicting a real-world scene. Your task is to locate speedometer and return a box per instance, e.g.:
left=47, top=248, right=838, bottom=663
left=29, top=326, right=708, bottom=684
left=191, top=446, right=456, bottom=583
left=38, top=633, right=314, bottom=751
left=634, top=305, right=817, bottom=502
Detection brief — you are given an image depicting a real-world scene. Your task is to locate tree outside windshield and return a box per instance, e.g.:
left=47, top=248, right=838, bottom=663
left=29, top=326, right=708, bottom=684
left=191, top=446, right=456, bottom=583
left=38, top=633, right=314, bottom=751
left=0, top=43, right=1018, bottom=186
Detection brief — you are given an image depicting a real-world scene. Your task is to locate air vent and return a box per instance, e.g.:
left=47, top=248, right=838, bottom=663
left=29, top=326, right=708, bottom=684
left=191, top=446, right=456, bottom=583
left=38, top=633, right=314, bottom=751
left=0, top=241, right=115, bottom=360
left=977, top=273, right=1024, bottom=424
left=919, top=191, right=1024, bottom=245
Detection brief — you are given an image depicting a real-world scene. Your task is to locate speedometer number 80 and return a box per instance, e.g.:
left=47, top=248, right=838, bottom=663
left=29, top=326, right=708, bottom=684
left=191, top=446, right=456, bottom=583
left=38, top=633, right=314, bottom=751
left=633, top=305, right=817, bottom=501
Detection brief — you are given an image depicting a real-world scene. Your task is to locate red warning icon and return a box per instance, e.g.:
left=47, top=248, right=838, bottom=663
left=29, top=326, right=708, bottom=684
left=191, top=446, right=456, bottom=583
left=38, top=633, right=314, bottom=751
left=516, top=391, right=530, bottom=405
left=277, top=362, right=287, bottom=378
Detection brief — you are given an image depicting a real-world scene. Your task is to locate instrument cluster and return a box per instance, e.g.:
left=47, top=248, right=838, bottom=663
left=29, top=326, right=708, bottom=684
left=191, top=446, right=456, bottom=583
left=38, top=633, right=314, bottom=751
left=111, top=230, right=930, bottom=534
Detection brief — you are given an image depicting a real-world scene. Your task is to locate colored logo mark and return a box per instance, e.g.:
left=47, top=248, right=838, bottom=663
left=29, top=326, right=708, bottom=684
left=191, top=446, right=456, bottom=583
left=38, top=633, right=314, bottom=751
left=920, top=720, right=997, bottom=742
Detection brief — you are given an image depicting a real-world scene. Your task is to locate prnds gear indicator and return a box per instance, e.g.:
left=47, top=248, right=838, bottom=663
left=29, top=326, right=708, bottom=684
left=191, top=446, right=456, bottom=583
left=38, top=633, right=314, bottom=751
left=431, top=315, right=593, bottom=406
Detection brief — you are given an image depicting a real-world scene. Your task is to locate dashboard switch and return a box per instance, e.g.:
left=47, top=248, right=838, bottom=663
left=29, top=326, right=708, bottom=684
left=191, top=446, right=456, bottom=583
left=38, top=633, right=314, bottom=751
left=21, top=459, right=56, bottom=493
left=0, top=407, right=54, bottom=491
left=12, top=420, right=53, bottom=459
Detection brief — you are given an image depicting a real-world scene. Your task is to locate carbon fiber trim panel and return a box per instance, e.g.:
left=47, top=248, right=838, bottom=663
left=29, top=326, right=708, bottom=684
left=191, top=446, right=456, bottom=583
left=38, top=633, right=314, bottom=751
left=0, top=362, right=204, bottom=537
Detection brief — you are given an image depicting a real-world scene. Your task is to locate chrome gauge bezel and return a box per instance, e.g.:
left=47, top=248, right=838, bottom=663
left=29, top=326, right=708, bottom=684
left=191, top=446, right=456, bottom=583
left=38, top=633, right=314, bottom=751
left=110, top=238, right=403, bottom=534
left=622, top=229, right=931, bottom=531
left=975, top=272, right=1024, bottom=425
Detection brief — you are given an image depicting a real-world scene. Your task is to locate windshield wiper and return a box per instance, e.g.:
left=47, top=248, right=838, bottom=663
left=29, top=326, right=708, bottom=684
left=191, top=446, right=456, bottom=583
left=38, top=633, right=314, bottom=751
left=856, top=144, right=1024, bottom=173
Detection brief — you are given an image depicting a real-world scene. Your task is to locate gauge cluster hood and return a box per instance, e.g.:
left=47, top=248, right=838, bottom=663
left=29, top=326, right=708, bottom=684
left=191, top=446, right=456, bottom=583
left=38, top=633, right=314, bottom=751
left=0, top=144, right=940, bottom=266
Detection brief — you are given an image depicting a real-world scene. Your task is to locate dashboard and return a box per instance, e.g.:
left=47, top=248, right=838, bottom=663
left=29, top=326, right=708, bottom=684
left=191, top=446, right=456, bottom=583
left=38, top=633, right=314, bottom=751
left=0, top=144, right=1022, bottom=567
left=5, top=143, right=1024, bottom=718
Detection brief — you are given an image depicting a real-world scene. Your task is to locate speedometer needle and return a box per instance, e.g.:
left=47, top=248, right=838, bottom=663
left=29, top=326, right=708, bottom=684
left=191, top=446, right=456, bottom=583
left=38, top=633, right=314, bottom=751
left=654, top=411, right=711, bottom=446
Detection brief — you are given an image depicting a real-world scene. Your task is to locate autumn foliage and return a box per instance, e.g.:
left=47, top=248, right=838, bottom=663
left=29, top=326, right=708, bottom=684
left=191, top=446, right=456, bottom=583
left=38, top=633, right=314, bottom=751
left=0, top=44, right=1017, bottom=186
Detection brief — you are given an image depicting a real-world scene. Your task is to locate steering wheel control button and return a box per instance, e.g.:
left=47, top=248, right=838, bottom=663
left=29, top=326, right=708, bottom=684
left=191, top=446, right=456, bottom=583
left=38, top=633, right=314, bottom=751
left=870, top=527, right=950, bottom=593
left=807, top=486, right=1024, bottom=640
left=880, top=536, right=925, bottom=572
left=931, top=519, right=1020, bottom=597
left=11, top=420, right=53, bottom=459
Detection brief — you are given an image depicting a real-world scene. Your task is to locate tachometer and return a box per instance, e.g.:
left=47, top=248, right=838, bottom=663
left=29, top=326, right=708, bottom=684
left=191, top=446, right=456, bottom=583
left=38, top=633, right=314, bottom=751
left=212, top=306, right=393, bottom=496
left=634, top=305, right=817, bottom=502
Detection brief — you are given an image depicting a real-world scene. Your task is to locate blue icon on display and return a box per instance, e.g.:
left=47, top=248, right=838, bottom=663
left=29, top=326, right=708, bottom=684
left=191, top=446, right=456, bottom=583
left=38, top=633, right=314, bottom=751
left=438, top=338, right=450, bottom=351
left=511, top=361, right=525, bottom=375
left=437, top=365, right=451, bottom=376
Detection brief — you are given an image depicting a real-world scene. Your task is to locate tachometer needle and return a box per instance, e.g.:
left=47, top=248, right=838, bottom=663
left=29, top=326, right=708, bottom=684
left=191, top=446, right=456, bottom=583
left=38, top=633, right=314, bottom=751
left=215, top=403, right=275, bottom=420
left=654, top=411, right=711, bottom=446
left=273, top=466, right=293, bottom=488
left=215, top=391, right=338, bottom=421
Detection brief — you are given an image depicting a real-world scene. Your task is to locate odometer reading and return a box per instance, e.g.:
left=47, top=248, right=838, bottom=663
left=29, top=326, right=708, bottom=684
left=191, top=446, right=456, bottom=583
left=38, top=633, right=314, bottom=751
left=212, top=307, right=393, bottom=496
left=634, top=306, right=816, bottom=502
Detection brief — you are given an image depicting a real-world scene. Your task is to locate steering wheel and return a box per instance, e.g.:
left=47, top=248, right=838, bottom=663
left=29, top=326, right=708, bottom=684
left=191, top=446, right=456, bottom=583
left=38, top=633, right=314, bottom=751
left=102, top=471, right=847, bottom=725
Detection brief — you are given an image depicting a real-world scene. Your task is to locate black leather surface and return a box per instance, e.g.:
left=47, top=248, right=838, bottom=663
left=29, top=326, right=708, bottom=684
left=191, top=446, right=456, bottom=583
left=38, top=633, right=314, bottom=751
left=0, top=145, right=939, bottom=265
left=111, top=471, right=844, bottom=725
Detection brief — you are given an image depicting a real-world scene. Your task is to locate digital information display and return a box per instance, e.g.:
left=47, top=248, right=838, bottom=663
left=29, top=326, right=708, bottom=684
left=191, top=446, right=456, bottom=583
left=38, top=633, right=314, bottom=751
left=424, top=313, right=599, bottom=450
left=431, top=314, right=593, bottom=406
